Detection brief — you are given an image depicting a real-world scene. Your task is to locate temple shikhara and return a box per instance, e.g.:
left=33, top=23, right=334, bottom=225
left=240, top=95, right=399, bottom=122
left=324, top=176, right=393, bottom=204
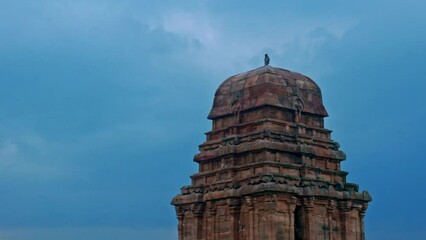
left=172, top=56, right=372, bottom=240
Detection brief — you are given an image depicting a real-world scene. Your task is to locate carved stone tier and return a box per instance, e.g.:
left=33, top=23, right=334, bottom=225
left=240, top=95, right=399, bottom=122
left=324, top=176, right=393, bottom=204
left=172, top=65, right=371, bottom=240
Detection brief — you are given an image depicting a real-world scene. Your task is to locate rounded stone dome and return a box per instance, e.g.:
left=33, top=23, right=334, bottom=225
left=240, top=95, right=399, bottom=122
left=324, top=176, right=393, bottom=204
left=208, top=65, right=328, bottom=119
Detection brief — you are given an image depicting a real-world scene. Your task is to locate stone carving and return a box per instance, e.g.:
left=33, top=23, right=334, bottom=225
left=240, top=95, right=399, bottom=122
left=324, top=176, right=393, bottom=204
left=231, top=101, right=242, bottom=124
left=220, top=158, right=227, bottom=168
left=294, top=98, right=304, bottom=123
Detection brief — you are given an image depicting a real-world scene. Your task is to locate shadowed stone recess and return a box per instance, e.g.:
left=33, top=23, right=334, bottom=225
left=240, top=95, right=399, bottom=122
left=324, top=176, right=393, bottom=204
left=172, top=64, right=371, bottom=240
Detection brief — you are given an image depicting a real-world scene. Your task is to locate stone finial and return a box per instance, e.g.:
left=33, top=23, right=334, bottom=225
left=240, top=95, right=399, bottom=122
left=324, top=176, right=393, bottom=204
left=264, top=54, right=270, bottom=65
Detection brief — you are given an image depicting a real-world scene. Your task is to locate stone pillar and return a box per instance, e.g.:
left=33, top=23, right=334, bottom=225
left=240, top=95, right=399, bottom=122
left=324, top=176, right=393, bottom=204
left=253, top=198, right=259, bottom=240
left=302, top=197, right=315, bottom=240
left=228, top=198, right=241, bottom=240
left=327, top=200, right=337, bottom=240
left=265, top=195, right=277, bottom=240
left=338, top=201, right=352, bottom=240
left=176, top=207, right=184, bottom=240
left=206, top=202, right=216, bottom=240
left=192, top=203, right=205, bottom=240
left=245, top=196, right=255, bottom=240
left=359, top=203, right=368, bottom=240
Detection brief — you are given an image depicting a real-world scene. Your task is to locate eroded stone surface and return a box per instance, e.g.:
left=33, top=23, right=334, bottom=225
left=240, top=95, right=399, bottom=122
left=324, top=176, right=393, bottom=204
left=172, top=65, right=371, bottom=240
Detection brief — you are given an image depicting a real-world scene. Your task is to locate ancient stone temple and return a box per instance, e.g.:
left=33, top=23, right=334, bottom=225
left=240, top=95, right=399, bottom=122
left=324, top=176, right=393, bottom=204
left=172, top=57, right=371, bottom=240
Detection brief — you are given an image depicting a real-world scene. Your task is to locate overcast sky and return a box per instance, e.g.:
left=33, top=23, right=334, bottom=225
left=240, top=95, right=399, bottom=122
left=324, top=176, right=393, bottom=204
left=0, top=1, right=425, bottom=239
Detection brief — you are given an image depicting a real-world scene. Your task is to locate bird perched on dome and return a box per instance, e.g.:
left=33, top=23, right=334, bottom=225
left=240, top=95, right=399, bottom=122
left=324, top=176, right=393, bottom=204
left=264, top=54, right=270, bottom=65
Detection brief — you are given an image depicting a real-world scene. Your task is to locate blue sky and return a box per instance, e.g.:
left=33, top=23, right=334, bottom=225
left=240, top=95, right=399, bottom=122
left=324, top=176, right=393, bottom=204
left=0, top=1, right=425, bottom=239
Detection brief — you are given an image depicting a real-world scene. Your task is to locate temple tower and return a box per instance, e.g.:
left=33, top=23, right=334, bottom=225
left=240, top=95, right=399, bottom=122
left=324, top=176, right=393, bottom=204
left=172, top=59, right=371, bottom=240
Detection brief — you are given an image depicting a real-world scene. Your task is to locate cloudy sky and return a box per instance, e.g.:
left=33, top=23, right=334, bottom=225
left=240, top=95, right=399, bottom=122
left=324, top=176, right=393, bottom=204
left=0, top=1, right=425, bottom=239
